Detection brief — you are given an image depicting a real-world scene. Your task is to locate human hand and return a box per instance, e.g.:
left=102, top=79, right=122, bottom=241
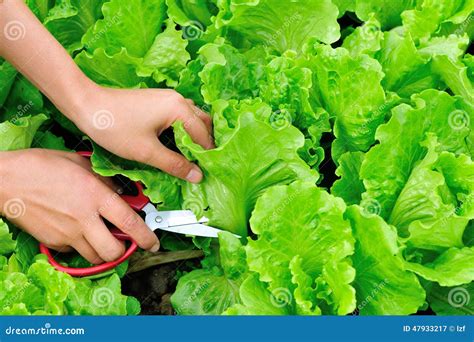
left=1, top=0, right=213, bottom=182
left=0, top=149, right=160, bottom=264
left=68, top=85, right=214, bottom=183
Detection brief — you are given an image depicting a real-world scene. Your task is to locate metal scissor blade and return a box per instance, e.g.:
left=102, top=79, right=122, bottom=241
left=148, top=209, right=208, bottom=227
left=144, top=207, right=240, bottom=238
left=157, top=223, right=227, bottom=238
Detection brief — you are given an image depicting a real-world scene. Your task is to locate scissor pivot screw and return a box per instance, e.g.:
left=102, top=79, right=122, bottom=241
left=155, top=216, right=163, bottom=223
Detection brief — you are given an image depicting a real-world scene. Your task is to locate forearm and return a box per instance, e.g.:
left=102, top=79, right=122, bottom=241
left=0, top=151, right=11, bottom=211
left=0, top=0, right=96, bottom=121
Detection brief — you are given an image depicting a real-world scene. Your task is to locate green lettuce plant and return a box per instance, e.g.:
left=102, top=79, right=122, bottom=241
left=1, top=0, right=473, bottom=316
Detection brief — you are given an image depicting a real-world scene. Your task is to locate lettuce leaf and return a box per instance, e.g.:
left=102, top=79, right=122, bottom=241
left=333, top=0, right=355, bottom=17
left=26, top=0, right=54, bottom=22
left=32, top=131, right=69, bottom=151
left=311, top=45, right=387, bottom=160
left=377, top=29, right=469, bottom=99
left=198, top=39, right=264, bottom=104
left=65, top=273, right=131, bottom=315
left=82, top=0, right=167, bottom=57
left=75, top=48, right=146, bottom=88
left=0, top=256, right=135, bottom=315
left=0, top=226, right=137, bottom=315
left=0, top=61, right=17, bottom=107
left=166, top=0, right=216, bottom=28
left=91, top=144, right=182, bottom=209
left=215, top=0, right=340, bottom=53
left=177, top=112, right=318, bottom=237
left=224, top=273, right=293, bottom=315
left=377, top=29, right=434, bottom=98
left=346, top=206, right=425, bottom=315
left=0, top=220, right=16, bottom=255
left=432, top=55, right=474, bottom=107
left=198, top=40, right=329, bottom=163
left=171, top=232, right=246, bottom=315
left=355, top=0, right=417, bottom=29
left=176, top=57, right=206, bottom=105
left=360, top=90, right=471, bottom=220
left=342, top=14, right=383, bottom=57
left=0, top=114, right=48, bottom=151
left=137, top=19, right=190, bottom=87
left=44, top=0, right=106, bottom=53
left=78, top=0, right=190, bottom=88
left=428, top=282, right=474, bottom=315
left=389, top=141, right=473, bottom=251
left=2, top=76, right=44, bottom=121
left=404, top=247, right=474, bottom=286
left=245, top=181, right=356, bottom=315
left=401, top=0, right=474, bottom=40
left=331, top=151, right=366, bottom=205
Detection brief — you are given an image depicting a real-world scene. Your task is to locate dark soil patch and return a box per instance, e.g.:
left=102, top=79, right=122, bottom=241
left=122, top=260, right=199, bottom=315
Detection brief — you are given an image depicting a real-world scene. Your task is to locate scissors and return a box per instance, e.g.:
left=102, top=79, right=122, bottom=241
left=40, top=151, right=230, bottom=277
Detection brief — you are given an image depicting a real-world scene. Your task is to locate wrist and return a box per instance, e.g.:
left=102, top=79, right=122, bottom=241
left=66, top=84, right=116, bottom=137
left=57, top=74, right=100, bottom=128
left=0, top=151, right=16, bottom=212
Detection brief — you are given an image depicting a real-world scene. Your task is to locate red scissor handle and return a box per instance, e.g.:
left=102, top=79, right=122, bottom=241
left=39, top=151, right=150, bottom=277
left=40, top=228, right=138, bottom=277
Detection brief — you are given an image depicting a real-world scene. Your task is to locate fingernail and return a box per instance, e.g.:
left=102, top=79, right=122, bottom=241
left=150, top=242, right=160, bottom=253
left=186, top=166, right=203, bottom=183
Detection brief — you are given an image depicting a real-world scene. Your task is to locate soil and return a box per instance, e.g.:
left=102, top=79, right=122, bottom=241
left=122, top=260, right=200, bottom=315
